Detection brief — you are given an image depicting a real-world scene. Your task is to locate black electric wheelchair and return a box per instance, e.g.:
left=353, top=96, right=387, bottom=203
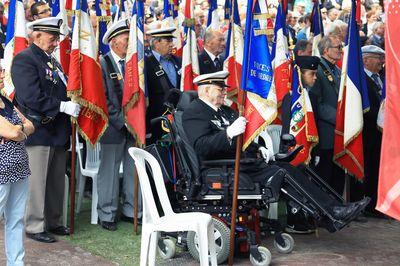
left=147, top=91, right=347, bottom=265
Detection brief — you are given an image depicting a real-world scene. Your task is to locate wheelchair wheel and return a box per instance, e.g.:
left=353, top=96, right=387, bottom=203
left=187, top=217, right=230, bottom=264
left=249, top=246, right=271, bottom=266
left=158, top=238, right=176, bottom=260
left=273, top=233, right=294, bottom=254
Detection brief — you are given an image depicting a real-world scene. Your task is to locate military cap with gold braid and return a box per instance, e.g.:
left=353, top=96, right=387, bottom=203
left=146, top=27, right=176, bottom=39
left=193, top=71, right=230, bottom=88
left=102, top=19, right=130, bottom=44
left=27, top=17, right=63, bottom=35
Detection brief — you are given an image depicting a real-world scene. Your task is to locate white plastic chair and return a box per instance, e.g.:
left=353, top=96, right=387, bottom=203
left=76, top=134, right=101, bottom=225
left=128, top=147, right=217, bottom=266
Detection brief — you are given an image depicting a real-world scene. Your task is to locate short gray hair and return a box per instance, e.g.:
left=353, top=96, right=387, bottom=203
left=318, top=35, right=339, bottom=56
left=372, top=21, right=384, bottom=32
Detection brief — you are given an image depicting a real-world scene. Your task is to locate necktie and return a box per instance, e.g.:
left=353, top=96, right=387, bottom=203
left=119, top=59, right=125, bottom=78
left=371, top=73, right=381, bottom=88
left=214, top=57, right=222, bottom=70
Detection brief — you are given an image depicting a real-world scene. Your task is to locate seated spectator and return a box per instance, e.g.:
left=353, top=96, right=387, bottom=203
left=182, top=70, right=370, bottom=232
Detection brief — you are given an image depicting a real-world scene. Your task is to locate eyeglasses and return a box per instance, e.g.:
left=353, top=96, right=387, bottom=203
left=330, top=44, right=343, bottom=50
left=37, top=8, right=52, bottom=15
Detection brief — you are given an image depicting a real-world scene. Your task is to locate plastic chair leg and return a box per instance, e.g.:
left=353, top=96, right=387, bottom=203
left=140, top=228, right=151, bottom=266
left=207, top=222, right=217, bottom=266
left=62, top=175, right=69, bottom=227
left=197, top=225, right=211, bottom=266
left=148, top=231, right=159, bottom=266
left=91, top=175, right=99, bottom=225
left=76, top=173, right=87, bottom=213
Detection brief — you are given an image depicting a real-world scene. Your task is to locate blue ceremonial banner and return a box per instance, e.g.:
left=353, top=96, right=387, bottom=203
left=346, top=0, right=369, bottom=111
left=224, top=0, right=231, bottom=20
left=94, top=0, right=111, bottom=55
left=241, top=0, right=273, bottom=99
left=310, top=1, right=324, bottom=38
left=290, top=65, right=301, bottom=118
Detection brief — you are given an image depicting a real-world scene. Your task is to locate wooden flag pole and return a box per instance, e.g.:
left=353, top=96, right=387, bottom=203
left=69, top=122, right=77, bottom=236
left=228, top=90, right=246, bottom=266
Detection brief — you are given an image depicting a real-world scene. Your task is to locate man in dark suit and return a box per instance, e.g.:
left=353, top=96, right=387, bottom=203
left=182, top=71, right=370, bottom=232
left=145, top=27, right=181, bottom=143
left=98, top=19, right=140, bottom=231
left=12, top=17, right=80, bottom=243
left=309, top=35, right=345, bottom=195
left=360, top=45, right=385, bottom=216
left=198, top=29, right=225, bottom=74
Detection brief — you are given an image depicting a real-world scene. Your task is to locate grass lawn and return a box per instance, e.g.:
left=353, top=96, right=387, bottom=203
left=60, top=197, right=142, bottom=265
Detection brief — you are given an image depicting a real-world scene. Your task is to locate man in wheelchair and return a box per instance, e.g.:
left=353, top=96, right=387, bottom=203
left=181, top=70, right=370, bottom=232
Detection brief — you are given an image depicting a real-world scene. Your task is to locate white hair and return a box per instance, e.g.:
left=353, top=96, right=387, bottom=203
left=325, top=20, right=348, bottom=35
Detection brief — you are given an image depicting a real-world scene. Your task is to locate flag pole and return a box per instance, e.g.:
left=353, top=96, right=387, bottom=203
left=69, top=122, right=77, bottom=236
left=228, top=89, right=246, bottom=266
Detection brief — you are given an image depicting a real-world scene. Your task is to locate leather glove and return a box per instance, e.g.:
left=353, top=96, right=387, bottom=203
left=258, top=146, right=275, bottom=163
left=226, top=116, right=247, bottom=139
left=60, top=101, right=81, bottom=118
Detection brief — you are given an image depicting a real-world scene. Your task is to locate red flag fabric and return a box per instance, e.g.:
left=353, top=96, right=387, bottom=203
left=180, top=0, right=199, bottom=91
left=123, top=0, right=147, bottom=146
left=289, top=66, right=318, bottom=166
left=3, top=0, right=27, bottom=98
left=376, top=0, right=400, bottom=221
left=333, top=1, right=369, bottom=180
left=67, top=1, right=109, bottom=146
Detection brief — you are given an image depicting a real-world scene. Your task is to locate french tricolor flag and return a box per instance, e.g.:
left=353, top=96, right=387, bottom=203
left=180, top=0, right=199, bottom=91
left=289, top=65, right=318, bottom=166
left=333, top=0, right=370, bottom=180
left=271, top=3, right=291, bottom=104
left=310, top=0, right=324, bottom=57
left=207, top=0, right=220, bottom=30
left=3, top=0, right=27, bottom=98
left=123, top=0, right=147, bottom=146
left=67, top=0, right=109, bottom=145
left=223, top=0, right=242, bottom=108
left=50, top=0, right=71, bottom=74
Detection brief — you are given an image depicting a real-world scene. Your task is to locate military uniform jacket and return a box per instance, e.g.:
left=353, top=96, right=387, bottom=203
left=198, top=51, right=223, bottom=75
left=309, top=58, right=341, bottom=150
left=145, top=52, right=181, bottom=141
left=182, top=98, right=260, bottom=161
left=99, top=52, right=130, bottom=144
left=11, top=43, right=71, bottom=147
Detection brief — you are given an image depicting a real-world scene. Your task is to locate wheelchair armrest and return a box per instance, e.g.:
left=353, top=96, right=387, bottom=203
left=275, top=145, right=304, bottom=162
left=201, top=158, right=260, bottom=167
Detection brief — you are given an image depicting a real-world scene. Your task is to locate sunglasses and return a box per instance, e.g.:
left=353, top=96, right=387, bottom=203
left=330, top=44, right=343, bottom=50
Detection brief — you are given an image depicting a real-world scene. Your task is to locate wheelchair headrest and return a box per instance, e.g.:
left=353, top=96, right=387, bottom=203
left=177, top=91, right=198, bottom=111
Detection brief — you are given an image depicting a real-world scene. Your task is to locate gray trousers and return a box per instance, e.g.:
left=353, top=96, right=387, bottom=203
left=97, top=138, right=142, bottom=222
left=25, top=146, right=66, bottom=233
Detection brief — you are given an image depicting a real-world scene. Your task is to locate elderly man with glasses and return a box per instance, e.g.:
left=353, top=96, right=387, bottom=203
left=309, top=35, right=345, bottom=196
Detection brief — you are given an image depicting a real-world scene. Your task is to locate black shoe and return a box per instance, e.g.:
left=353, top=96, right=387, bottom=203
left=120, top=214, right=142, bottom=225
left=26, top=232, right=56, bottom=243
left=49, top=226, right=70, bottom=236
left=99, top=220, right=117, bottom=231
left=333, top=197, right=371, bottom=221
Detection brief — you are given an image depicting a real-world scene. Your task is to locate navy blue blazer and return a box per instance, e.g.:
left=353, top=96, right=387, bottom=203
left=11, top=44, right=71, bottom=147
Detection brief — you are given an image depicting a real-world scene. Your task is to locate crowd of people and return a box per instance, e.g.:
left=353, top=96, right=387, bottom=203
left=0, top=0, right=387, bottom=265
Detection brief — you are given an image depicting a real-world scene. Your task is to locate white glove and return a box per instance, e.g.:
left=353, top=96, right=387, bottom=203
left=314, top=156, right=320, bottom=167
left=60, top=101, right=81, bottom=118
left=226, top=116, right=247, bottom=139
left=258, top=146, right=275, bottom=163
